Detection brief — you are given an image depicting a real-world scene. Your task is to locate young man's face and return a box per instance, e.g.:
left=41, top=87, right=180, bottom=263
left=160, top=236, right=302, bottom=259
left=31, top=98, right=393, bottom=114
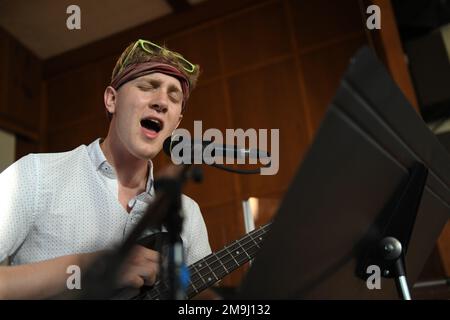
left=105, top=72, right=184, bottom=160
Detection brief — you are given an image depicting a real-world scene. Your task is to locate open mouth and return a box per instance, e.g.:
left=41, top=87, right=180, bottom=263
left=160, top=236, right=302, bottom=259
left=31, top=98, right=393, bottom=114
left=140, top=118, right=163, bottom=133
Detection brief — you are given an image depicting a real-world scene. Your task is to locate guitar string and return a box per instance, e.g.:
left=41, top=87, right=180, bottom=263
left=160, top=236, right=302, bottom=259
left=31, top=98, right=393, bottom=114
left=132, top=225, right=269, bottom=300
left=134, top=225, right=270, bottom=300
left=144, top=224, right=270, bottom=300
left=183, top=235, right=263, bottom=296
left=166, top=224, right=269, bottom=294
left=133, top=233, right=263, bottom=300
left=138, top=232, right=263, bottom=300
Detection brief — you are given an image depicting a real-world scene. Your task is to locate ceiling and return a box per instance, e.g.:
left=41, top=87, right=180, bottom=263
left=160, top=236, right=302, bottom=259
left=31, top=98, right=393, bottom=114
left=0, top=0, right=206, bottom=59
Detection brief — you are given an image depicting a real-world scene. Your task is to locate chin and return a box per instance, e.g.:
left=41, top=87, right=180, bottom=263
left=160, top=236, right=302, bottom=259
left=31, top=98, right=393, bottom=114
left=137, top=147, right=158, bottom=160
left=135, top=136, right=163, bottom=157
left=144, top=146, right=163, bottom=160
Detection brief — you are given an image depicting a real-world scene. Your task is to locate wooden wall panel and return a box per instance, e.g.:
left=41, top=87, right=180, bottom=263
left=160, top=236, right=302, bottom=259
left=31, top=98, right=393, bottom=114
left=364, top=0, right=419, bottom=111
left=0, top=27, right=45, bottom=160
left=47, top=62, right=110, bottom=133
left=47, top=114, right=109, bottom=153
left=290, top=0, right=365, bottom=51
left=0, top=29, right=7, bottom=116
left=15, top=136, right=40, bottom=159
left=5, top=43, right=42, bottom=133
left=165, top=26, right=222, bottom=82
left=46, top=54, right=115, bottom=153
left=200, top=200, right=247, bottom=287
left=301, top=34, right=368, bottom=131
left=170, top=80, right=237, bottom=208
left=43, top=0, right=262, bottom=80
left=228, top=58, right=309, bottom=198
left=97, top=55, right=119, bottom=92
left=0, top=28, right=42, bottom=141
left=218, top=1, right=292, bottom=73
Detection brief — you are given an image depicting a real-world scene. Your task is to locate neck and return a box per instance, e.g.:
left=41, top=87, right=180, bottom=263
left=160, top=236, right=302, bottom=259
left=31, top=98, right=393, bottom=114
left=100, top=135, right=149, bottom=190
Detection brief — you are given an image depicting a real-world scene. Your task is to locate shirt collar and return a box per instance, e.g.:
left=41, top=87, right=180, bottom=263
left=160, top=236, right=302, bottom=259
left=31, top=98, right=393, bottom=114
left=87, top=138, right=155, bottom=197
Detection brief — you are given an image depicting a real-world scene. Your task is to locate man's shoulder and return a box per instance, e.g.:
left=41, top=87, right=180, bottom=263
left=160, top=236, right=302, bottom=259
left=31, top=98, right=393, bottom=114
left=0, top=144, right=91, bottom=190
left=181, top=194, right=201, bottom=212
left=19, top=144, right=89, bottom=170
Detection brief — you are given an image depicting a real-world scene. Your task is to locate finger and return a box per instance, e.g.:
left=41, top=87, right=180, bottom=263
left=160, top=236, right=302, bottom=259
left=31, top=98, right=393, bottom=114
left=118, top=272, right=145, bottom=289
left=118, top=263, right=158, bottom=288
left=136, top=264, right=160, bottom=286
left=129, top=275, right=145, bottom=289
left=127, top=248, right=159, bottom=266
left=134, top=246, right=160, bottom=262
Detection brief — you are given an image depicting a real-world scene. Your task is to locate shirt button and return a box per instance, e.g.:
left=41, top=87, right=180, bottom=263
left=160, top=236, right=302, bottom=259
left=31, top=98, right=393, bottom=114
left=128, top=198, right=137, bottom=209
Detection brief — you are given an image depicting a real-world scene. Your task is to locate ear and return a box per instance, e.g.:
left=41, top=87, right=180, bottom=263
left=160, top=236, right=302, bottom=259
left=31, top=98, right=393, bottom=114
left=175, top=114, right=183, bottom=129
left=104, top=86, right=117, bottom=115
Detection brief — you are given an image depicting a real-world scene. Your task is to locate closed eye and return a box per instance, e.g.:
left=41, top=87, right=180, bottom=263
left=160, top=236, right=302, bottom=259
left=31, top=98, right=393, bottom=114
left=169, top=91, right=182, bottom=103
left=137, top=80, right=158, bottom=90
left=137, top=83, right=154, bottom=91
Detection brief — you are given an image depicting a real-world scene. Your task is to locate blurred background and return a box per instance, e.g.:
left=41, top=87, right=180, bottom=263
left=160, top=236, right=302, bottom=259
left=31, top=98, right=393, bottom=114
left=0, top=0, right=449, bottom=298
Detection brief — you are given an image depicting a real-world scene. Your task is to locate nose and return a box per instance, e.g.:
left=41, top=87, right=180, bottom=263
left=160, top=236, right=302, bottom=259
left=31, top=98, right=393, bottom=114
left=149, top=90, right=168, bottom=113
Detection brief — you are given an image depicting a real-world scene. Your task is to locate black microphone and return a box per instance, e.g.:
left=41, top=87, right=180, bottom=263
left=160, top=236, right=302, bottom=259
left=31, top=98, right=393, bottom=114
left=163, top=135, right=270, bottom=161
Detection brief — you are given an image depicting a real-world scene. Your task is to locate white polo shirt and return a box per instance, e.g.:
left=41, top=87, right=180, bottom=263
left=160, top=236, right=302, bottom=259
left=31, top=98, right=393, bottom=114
left=0, top=138, right=211, bottom=266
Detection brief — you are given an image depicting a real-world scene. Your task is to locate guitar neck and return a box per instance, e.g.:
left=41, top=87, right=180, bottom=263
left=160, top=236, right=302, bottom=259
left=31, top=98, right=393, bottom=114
left=137, top=222, right=271, bottom=300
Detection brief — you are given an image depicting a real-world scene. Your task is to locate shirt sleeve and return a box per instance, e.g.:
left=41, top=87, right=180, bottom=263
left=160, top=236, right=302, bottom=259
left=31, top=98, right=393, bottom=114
left=181, top=195, right=212, bottom=265
left=0, top=154, right=37, bottom=262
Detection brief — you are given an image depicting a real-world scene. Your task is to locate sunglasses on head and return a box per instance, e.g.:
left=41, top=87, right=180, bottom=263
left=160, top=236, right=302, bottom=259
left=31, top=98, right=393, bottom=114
left=119, top=39, right=196, bottom=74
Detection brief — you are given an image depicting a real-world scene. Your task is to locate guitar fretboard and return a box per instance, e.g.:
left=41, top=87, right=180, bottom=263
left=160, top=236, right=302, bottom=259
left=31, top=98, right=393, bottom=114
left=135, top=222, right=271, bottom=300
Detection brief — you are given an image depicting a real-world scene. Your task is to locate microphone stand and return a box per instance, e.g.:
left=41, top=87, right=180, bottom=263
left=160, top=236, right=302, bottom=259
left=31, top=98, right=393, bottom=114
left=72, top=164, right=200, bottom=300
left=154, top=164, right=200, bottom=299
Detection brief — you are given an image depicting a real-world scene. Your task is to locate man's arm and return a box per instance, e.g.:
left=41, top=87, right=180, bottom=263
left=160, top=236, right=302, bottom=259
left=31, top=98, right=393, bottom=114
left=0, top=252, right=99, bottom=300
left=0, top=245, right=160, bottom=300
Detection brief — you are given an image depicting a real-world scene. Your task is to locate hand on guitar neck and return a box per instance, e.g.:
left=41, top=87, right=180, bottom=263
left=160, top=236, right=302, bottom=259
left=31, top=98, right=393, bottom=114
left=116, top=245, right=160, bottom=289
left=126, top=223, right=272, bottom=300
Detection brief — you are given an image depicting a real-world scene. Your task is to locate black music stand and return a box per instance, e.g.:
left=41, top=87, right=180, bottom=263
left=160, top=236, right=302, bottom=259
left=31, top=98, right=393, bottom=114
left=237, top=47, right=450, bottom=299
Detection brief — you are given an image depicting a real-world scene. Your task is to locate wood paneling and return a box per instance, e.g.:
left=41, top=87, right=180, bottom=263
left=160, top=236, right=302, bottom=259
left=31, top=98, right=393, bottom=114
left=201, top=200, right=247, bottom=286
left=228, top=58, right=309, bottom=198
left=170, top=80, right=237, bottom=208
left=0, top=27, right=45, bottom=159
left=47, top=115, right=109, bottom=152
left=252, top=195, right=281, bottom=227
left=0, top=27, right=42, bottom=141
left=165, top=26, right=222, bottom=83
left=364, top=0, right=419, bottom=111
left=301, top=34, right=368, bottom=132
left=43, top=0, right=261, bottom=79
left=47, top=61, right=110, bottom=132
left=5, top=41, right=42, bottom=133
left=0, top=29, right=8, bottom=116
left=15, top=136, right=40, bottom=160
left=290, top=0, right=365, bottom=51
left=218, top=1, right=291, bottom=73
